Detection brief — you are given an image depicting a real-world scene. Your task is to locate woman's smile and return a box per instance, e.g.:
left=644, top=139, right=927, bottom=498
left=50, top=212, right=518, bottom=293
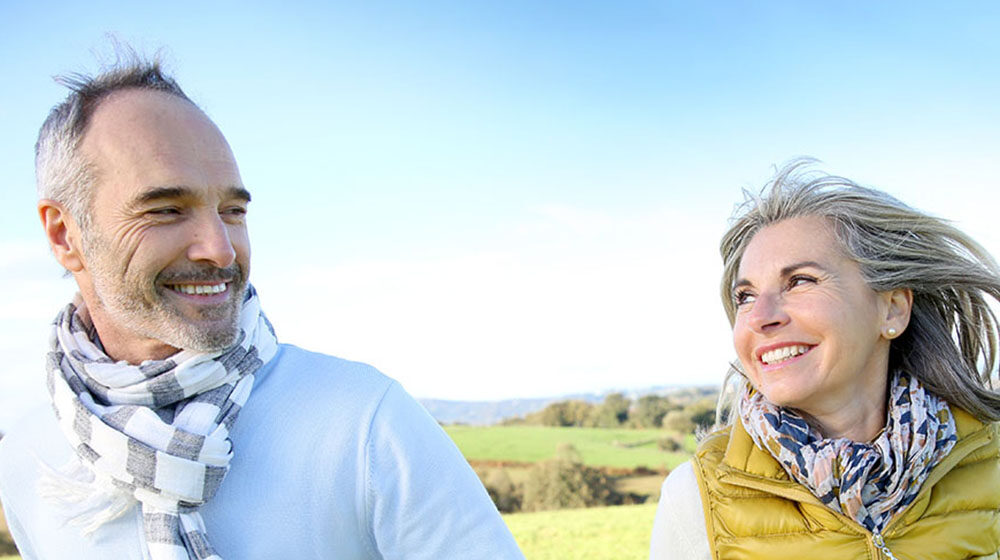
left=757, top=343, right=814, bottom=368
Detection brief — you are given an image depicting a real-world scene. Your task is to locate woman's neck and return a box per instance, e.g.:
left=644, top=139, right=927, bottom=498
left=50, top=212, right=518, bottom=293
left=800, top=393, right=889, bottom=442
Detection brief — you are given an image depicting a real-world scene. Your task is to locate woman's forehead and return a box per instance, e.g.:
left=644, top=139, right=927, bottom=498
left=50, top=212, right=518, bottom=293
left=737, top=216, right=844, bottom=279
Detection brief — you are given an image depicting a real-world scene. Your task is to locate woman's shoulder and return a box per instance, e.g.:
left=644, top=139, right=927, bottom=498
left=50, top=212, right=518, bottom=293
left=650, top=461, right=711, bottom=560
left=659, top=461, right=701, bottom=504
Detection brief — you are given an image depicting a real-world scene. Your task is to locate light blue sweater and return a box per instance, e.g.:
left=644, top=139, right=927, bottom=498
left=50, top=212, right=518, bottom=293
left=0, top=344, right=524, bottom=559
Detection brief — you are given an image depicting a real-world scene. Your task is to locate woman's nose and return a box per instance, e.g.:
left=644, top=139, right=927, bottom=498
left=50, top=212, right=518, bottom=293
left=746, top=291, right=789, bottom=333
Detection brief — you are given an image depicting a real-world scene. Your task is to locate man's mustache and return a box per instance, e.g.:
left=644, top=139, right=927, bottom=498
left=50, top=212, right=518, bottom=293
left=157, top=264, right=244, bottom=284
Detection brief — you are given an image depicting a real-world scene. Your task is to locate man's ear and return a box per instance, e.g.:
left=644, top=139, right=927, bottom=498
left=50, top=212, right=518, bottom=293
left=883, top=287, right=913, bottom=338
left=39, top=199, right=85, bottom=272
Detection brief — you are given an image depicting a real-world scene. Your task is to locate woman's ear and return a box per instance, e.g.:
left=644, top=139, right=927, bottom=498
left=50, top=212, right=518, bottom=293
left=39, top=199, right=85, bottom=272
left=882, top=287, right=913, bottom=339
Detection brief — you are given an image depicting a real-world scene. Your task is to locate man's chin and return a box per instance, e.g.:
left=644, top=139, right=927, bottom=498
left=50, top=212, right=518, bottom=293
left=159, top=299, right=244, bottom=351
left=164, top=326, right=241, bottom=353
left=150, top=311, right=243, bottom=354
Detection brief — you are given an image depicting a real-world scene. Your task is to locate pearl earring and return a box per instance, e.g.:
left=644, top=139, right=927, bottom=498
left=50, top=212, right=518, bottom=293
left=886, top=327, right=898, bottom=338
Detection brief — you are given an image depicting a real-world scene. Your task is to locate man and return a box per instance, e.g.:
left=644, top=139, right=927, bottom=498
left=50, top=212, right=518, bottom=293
left=0, top=56, right=524, bottom=559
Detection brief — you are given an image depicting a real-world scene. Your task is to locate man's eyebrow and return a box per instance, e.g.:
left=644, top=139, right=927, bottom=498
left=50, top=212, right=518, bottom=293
left=132, top=186, right=252, bottom=205
left=228, top=186, right=252, bottom=203
left=733, top=260, right=826, bottom=290
left=134, top=186, right=190, bottom=205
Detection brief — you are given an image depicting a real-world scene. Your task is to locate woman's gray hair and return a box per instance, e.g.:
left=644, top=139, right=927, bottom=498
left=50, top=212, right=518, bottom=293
left=718, top=159, right=1000, bottom=423
left=35, top=49, right=191, bottom=228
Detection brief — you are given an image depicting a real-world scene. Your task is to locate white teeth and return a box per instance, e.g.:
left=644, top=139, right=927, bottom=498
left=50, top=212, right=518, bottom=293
left=761, top=345, right=810, bottom=365
left=170, top=283, right=227, bottom=295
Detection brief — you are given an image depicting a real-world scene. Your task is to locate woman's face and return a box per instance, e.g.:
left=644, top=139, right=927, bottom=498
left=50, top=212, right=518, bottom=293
left=731, top=215, right=894, bottom=420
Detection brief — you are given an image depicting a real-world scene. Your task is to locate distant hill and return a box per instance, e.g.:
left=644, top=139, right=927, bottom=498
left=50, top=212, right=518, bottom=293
left=419, top=385, right=717, bottom=426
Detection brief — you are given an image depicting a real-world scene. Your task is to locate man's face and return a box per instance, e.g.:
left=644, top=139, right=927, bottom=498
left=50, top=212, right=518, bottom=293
left=73, top=89, right=251, bottom=362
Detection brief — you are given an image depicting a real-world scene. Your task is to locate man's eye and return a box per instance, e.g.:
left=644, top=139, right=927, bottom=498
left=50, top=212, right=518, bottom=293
left=148, top=208, right=180, bottom=215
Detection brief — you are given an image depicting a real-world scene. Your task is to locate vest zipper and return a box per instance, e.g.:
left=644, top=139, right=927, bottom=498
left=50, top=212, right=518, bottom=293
left=872, top=532, right=898, bottom=560
left=722, top=471, right=909, bottom=558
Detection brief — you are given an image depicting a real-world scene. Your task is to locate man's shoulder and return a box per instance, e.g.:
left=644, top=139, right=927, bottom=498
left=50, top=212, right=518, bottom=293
left=265, top=343, right=393, bottom=387
left=249, top=343, right=402, bottom=416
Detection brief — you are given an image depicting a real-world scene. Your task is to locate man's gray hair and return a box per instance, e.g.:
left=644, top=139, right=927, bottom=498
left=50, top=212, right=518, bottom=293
left=719, top=159, right=1000, bottom=422
left=35, top=51, right=191, bottom=228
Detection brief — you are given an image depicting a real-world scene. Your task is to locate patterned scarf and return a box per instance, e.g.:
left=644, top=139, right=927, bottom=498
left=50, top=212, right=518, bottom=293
left=739, top=371, right=957, bottom=533
left=43, top=285, right=277, bottom=560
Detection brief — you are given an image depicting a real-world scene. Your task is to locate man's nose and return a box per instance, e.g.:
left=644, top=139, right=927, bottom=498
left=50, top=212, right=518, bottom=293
left=187, top=211, right=237, bottom=268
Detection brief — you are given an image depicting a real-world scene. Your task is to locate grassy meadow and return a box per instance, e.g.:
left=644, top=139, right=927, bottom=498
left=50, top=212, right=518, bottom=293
left=0, top=502, right=17, bottom=559
left=445, top=424, right=695, bottom=470
left=504, top=502, right=657, bottom=559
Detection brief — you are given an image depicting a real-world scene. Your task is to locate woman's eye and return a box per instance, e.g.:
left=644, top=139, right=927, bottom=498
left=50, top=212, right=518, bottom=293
left=734, top=291, right=756, bottom=307
left=788, top=275, right=816, bottom=288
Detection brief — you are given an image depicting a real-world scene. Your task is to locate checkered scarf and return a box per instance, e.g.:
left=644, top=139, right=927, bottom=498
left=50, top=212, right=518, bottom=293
left=739, top=371, right=957, bottom=533
left=43, top=285, right=277, bottom=560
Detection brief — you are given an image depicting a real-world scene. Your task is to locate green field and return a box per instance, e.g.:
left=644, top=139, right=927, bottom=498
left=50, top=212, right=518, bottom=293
left=446, top=425, right=695, bottom=469
left=505, top=503, right=657, bottom=559
left=0, top=503, right=16, bottom=560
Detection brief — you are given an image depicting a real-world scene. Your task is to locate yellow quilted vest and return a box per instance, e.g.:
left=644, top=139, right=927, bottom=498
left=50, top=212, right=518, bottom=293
left=692, top=408, right=1000, bottom=559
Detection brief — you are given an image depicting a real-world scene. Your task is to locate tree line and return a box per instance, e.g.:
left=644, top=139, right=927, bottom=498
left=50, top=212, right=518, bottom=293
left=502, top=388, right=719, bottom=432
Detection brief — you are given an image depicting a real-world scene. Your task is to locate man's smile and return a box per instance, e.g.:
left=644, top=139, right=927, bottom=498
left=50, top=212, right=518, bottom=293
left=167, top=282, right=229, bottom=295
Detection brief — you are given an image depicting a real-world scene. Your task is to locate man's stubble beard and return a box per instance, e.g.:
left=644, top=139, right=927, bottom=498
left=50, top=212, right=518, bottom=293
left=81, top=230, right=247, bottom=354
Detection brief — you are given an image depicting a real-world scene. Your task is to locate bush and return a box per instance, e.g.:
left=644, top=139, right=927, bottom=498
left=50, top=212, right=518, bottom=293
left=688, top=398, right=718, bottom=431
left=661, top=409, right=694, bottom=433
left=530, top=400, right=596, bottom=427
left=661, top=397, right=718, bottom=433
left=591, top=393, right=630, bottom=427
left=481, top=468, right=522, bottom=513
left=656, top=436, right=681, bottom=452
left=630, top=395, right=679, bottom=429
left=520, top=444, right=621, bottom=512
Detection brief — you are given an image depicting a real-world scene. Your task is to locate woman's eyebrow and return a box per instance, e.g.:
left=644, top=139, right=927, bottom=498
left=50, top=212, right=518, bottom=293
left=780, top=260, right=824, bottom=276
left=733, top=260, right=826, bottom=290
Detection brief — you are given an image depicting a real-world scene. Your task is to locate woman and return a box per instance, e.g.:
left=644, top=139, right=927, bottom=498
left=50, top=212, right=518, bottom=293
left=650, top=161, right=1000, bottom=559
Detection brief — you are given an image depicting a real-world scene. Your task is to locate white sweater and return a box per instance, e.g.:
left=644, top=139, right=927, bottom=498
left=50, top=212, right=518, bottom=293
left=649, top=461, right=711, bottom=560
left=0, top=344, right=524, bottom=559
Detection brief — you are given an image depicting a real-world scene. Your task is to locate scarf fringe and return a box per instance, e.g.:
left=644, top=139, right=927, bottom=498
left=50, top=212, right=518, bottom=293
left=38, top=456, right=135, bottom=536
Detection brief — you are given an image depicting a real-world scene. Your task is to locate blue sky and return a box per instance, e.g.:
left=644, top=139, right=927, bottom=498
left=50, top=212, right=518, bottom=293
left=1, top=1, right=998, bottom=430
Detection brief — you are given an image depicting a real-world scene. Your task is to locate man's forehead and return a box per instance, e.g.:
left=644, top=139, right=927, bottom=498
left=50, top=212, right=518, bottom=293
left=88, top=88, right=205, bottom=130
left=81, top=89, right=237, bottom=172
left=80, top=89, right=227, bottom=163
